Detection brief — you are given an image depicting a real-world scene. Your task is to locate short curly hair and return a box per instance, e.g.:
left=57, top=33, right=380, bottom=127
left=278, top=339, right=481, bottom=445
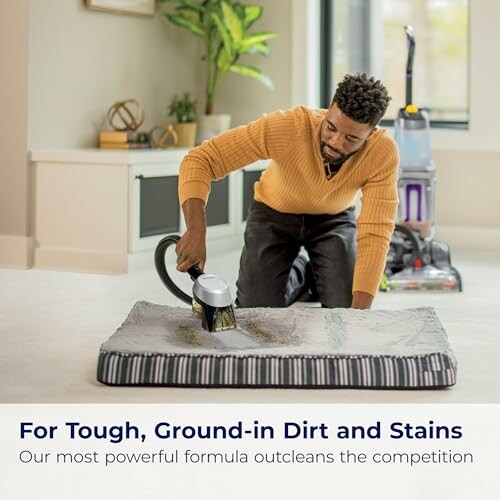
left=332, top=73, right=391, bottom=126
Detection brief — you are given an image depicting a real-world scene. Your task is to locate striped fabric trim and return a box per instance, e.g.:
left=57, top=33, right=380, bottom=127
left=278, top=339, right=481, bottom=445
left=97, top=351, right=456, bottom=388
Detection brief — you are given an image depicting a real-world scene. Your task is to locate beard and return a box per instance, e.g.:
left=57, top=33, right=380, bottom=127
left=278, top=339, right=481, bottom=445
left=320, top=141, right=361, bottom=166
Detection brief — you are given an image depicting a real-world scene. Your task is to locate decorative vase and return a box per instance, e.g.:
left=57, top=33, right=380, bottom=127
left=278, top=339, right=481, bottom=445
left=196, top=114, right=231, bottom=144
left=173, top=122, right=197, bottom=148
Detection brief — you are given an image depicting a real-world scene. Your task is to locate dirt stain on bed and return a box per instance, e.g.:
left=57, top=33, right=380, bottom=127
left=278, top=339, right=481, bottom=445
left=177, top=325, right=204, bottom=345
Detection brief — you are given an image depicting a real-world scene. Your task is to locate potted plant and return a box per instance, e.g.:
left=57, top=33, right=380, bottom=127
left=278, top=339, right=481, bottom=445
left=168, top=92, right=198, bottom=147
left=157, top=0, right=278, bottom=142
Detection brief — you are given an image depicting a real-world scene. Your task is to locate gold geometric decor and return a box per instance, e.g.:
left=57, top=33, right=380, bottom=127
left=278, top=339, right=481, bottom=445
left=150, top=124, right=178, bottom=149
left=107, top=99, right=145, bottom=132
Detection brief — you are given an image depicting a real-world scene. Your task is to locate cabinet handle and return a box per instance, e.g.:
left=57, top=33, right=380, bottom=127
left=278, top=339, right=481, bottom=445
left=135, top=175, right=144, bottom=180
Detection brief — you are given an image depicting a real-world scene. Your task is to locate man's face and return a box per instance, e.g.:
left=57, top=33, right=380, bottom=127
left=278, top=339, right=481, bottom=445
left=320, top=102, right=374, bottom=164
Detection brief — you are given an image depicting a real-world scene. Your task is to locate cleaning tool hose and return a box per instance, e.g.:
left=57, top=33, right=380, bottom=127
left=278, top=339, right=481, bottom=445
left=154, top=234, right=192, bottom=305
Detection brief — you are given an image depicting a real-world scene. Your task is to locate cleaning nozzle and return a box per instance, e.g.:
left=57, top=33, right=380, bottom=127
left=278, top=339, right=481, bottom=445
left=192, top=273, right=233, bottom=308
left=191, top=271, right=237, bottom=332
left=154, top=234, right=238, bottom=333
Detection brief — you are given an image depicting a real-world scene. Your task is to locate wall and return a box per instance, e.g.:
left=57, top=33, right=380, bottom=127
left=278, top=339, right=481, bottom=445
left=0, top=0, right=31, bottom=268
left=430, top=0, right=500, bottom=249
left=213, top=0, right=293, bottom=126
left=433, top=149, right=500, bottom=250
left=28, top=0, right=201, bottom=149
left=27, top=0, right=292, bottom=147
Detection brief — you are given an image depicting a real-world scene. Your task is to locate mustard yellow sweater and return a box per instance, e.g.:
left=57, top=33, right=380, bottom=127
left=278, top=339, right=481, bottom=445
left=179, top=106, right=399, bottom=296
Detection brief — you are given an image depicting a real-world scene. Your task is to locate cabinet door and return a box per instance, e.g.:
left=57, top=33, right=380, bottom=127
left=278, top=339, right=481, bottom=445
left=130, top=161, right=182, bottom=253
left=206, top=176, right=229, bottom=226
left=138, top=175, right=180, bottom=237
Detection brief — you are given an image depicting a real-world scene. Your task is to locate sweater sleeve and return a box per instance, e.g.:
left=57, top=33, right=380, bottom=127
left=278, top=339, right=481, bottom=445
left=353, top=139, right=399, bottom=296
left=178, top=108, right=301, bottom=205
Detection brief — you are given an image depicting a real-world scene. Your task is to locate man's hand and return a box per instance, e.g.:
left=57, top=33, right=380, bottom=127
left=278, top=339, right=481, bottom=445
left=351, top=291, right=374, bottom=309
left=176, top=228, right=206, bottom=272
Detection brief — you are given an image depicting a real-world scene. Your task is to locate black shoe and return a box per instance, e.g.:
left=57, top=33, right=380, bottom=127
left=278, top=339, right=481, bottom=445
left=293, top=255, right=320, bottom=303
left=306, top=260, right=320, bottom=302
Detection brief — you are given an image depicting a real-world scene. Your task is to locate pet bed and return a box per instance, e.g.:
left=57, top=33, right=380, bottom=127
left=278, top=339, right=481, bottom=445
left=97, top=302, right=456, bottom=388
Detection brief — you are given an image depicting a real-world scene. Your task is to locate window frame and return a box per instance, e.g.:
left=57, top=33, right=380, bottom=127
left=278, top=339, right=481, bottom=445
left=319, top=0, right=470, bottom=130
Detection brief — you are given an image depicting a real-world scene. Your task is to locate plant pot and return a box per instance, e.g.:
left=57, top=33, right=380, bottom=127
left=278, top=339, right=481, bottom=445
left=172, top=122, right=197, bottom=148
left=196, top=114, right=231, bottom=144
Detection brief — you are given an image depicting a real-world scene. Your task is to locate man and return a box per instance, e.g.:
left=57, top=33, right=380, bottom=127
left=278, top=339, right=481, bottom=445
left=175, top=73, right=399, bottom=309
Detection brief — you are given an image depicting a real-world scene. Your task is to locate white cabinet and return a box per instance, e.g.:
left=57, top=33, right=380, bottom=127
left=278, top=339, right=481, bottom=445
left=31, top=149, right=267, bottom=274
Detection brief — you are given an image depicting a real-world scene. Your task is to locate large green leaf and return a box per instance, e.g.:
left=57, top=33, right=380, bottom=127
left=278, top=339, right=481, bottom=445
left=197, top=0, right=219, bottom=30
left=239, top=40, right=269, bottom=55
left=229, top=64, right=274, bottom=89
left=177, top=7, right=203, bottom=30
left=239, top=31, right=278, bottom=55
left=210, top=12, right=234, bottom=59
left=221, top=1, right=244, bottom=45
left=215, top=44, right=234, bottom=71
left=165, top=13, right=205, bottom=36
left=232, top=3, right=244, bottom=22
left=241, top=31, right=278, bottom=48
left=242, top=5, right=262, bottom=28
left=178, top=0, right=204, bottom=11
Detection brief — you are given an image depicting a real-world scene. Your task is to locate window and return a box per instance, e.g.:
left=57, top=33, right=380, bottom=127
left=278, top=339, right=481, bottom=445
left=320, top=0, right=469, bottom=128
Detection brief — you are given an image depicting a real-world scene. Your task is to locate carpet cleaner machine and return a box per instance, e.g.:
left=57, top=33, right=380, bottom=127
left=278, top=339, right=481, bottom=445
left=154, top=234, right=237, bottom=332
left=381, top=25, right=462, bottom=292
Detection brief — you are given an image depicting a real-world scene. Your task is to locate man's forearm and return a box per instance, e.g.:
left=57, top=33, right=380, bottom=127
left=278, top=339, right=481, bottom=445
left=176, top=198, right=207, bottom=271
left=182, top=198, right=206, bottom=231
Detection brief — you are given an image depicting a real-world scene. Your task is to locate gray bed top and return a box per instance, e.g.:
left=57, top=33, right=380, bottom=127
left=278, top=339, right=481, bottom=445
left=100, top=301, right=453, bottom=358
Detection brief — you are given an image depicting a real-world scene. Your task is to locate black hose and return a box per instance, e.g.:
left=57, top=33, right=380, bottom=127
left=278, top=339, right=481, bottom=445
left=154, top=234, right=194, bottom=305
left=394, top=223, right=424, bottom=264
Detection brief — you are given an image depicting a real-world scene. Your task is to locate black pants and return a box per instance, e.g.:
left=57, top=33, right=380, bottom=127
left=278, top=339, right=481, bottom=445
left=236, top=201, right=357, bottom=308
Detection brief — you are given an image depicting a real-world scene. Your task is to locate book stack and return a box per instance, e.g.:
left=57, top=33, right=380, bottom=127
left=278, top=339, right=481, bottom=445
left=99, top=130, right=150, bottom=149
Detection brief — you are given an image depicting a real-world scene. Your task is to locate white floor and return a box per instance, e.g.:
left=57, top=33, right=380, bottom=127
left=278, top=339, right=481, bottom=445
left=0, top=241, right=499, bottom=404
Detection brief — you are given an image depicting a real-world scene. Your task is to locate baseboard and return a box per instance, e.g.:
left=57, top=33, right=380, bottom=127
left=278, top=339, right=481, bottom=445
left=435, top=225, right=500, bottom=251
left=34, top=247, right=128, bottom=274
left=0, top=234, right=34, bottom=269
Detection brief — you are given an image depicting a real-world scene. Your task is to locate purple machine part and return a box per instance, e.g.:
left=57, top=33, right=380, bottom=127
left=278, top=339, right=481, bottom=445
left=405, top=183, right=423, bottom=221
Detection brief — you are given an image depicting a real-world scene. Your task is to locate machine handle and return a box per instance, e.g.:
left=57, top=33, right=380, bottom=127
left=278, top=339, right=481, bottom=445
left=187, top=265, right=204, bottom=280
left=404, top=25, right=416, bottom=107
left=154, top=234, right=202, bottom=305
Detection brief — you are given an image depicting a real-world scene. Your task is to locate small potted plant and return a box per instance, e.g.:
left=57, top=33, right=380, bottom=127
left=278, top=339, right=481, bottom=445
left=168, top=92, right=198, bottom=148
